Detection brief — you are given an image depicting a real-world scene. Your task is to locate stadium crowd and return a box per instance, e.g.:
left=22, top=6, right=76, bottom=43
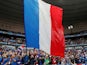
left=0, top=46, right=87, bottom=65
left=0, top=36, right=25, bottom=45
left=1, top=35, right=87, bottom=46
left=0, top=35, right=87, bottom=65
left=66, top=38, right=87, bottom=45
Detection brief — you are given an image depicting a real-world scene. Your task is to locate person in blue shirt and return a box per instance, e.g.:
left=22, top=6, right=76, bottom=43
left=0, top=54, right=3, bottom=64
left=10, top=54, right=18, bottom=65
left=38, top=56, right=44, bottom=65
left=22, top=54, right=29, bottom=65
left=1, top=55, right=10, bottom=65
left=84, top=57, right=87, bottom=64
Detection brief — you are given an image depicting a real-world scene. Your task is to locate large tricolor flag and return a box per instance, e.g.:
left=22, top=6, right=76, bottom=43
left=24, top=0, right=65, bottom=57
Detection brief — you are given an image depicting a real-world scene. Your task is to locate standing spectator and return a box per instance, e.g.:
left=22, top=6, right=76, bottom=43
left=0, top=54, right=3, bottom=64
left=29, top=55, right=35, bottom=65
left=11, top=54, right=18, bottom=65
left=44, top=55, right=50, bottom=65
left=38, top=56, right=44, bottom=65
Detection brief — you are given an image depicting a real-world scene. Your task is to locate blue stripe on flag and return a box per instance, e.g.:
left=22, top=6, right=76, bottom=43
left=24, top=0, right=39, bottom=48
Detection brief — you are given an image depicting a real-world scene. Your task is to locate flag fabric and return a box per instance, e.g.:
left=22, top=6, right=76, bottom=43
left=24, top=0, right=65, bottom=57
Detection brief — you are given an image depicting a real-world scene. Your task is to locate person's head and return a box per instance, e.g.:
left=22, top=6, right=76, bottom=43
left=31, top=55, right=34, bottom=58
left=3, top=54, right=7, bottom=58
left=0, top=54, right=2, bottom=57
left=39, top=56, right=42, bottom=59
left=45, top=55, right=49, bottom=59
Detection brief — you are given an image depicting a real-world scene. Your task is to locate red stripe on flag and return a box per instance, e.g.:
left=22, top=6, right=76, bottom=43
left=50, top=5, right=65, bottom=57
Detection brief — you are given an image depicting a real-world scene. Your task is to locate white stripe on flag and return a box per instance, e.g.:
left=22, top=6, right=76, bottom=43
left=39, top=0, right=51, bottom=54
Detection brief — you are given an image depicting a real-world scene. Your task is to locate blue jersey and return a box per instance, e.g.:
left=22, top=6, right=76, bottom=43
left=2, top=58, right=10, bottom=65
left=11, top=57, right=18, bottom=65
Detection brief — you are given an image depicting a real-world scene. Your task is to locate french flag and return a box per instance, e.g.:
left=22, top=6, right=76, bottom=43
left=24, top=0, right=65, bottom=57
